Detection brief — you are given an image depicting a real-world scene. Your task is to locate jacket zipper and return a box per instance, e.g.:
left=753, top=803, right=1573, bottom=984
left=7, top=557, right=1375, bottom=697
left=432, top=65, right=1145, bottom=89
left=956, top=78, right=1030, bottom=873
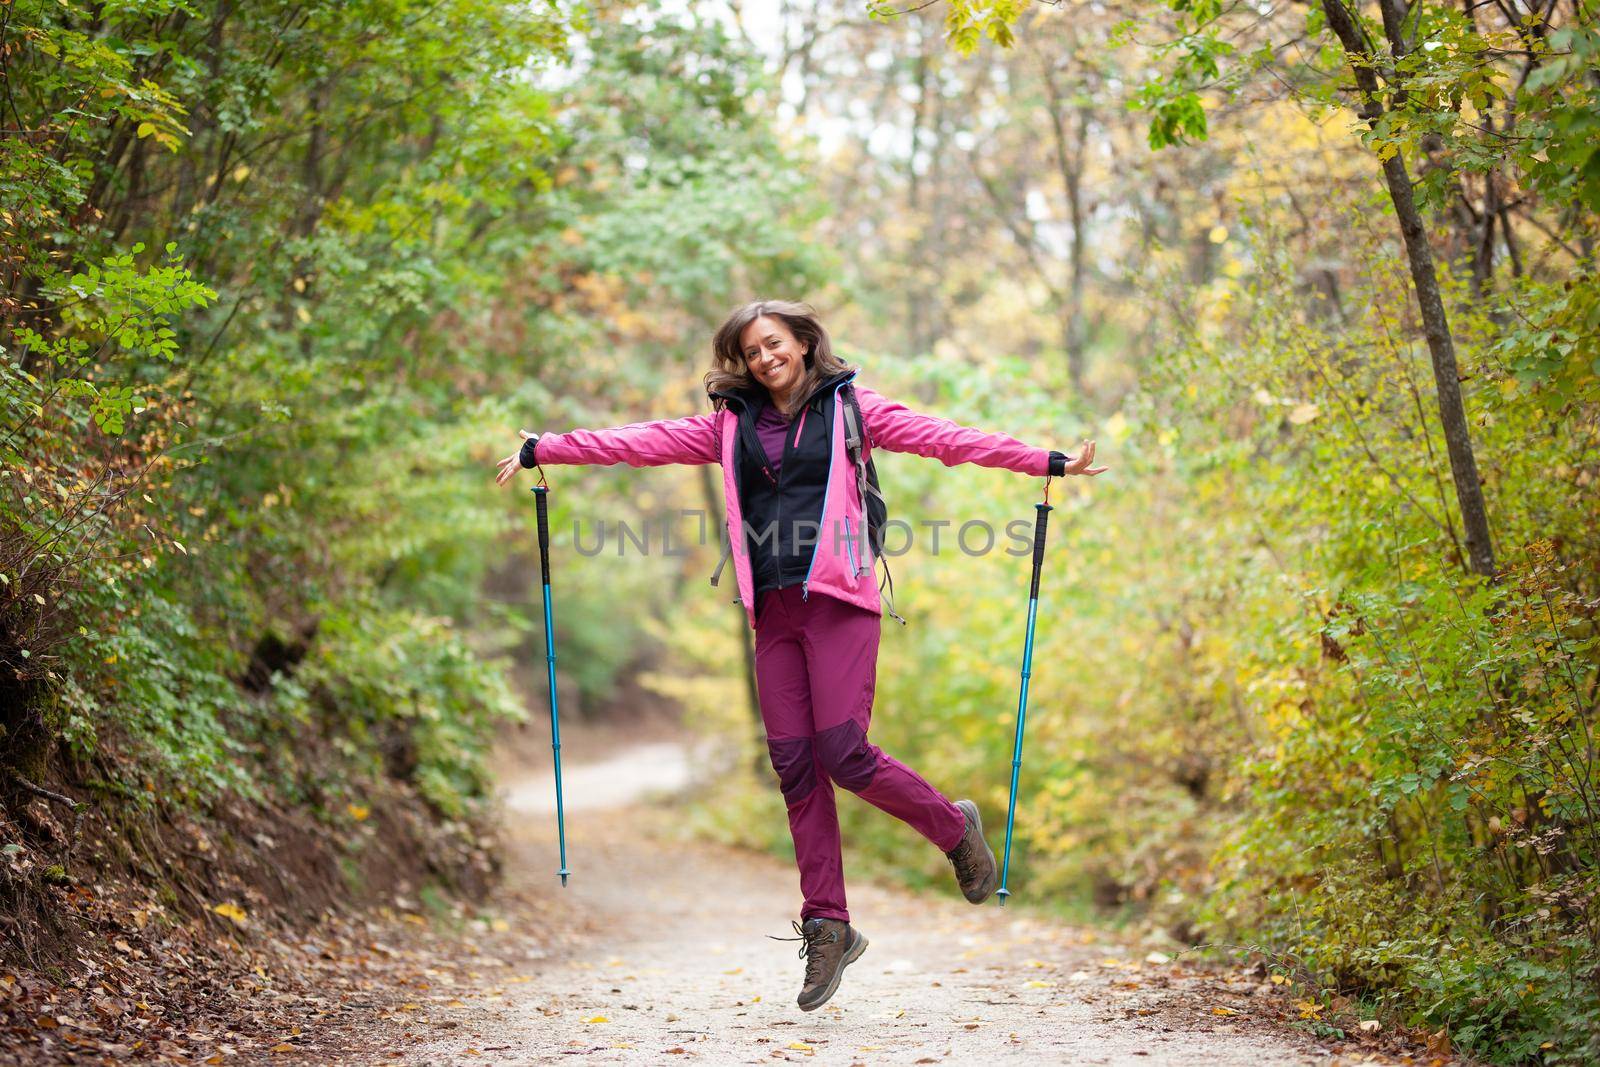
left=773, top=389, right=827, bottom=597
left=844, top=515, right=859, bottom=577
left=775, top=397, right=803, bottom=587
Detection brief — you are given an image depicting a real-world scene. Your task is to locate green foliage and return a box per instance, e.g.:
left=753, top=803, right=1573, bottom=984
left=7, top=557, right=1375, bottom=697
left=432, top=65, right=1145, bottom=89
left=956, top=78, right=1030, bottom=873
left=271, top=601, right=525, bottom=819
left=8, top=242, right=215, bottom=436
left=869, top=0, right=1028, bottom=52
left=1106, top=208, right=1598, bottom=1059
left=1115, top=0, right=1600, bottom=227
left=56, top=586, right=257, bottom=803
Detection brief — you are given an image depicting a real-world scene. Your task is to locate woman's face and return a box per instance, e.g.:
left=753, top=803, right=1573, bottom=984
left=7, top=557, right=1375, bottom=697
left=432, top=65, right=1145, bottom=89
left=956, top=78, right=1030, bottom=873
left=740, top=315, right=807, bottom=401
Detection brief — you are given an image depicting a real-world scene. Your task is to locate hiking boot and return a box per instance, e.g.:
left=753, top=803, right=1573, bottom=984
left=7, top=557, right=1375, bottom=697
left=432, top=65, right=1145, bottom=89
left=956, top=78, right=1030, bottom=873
left=770, top=917, right=869, bottom=1012
left=944, top=799, right=999, bottom=904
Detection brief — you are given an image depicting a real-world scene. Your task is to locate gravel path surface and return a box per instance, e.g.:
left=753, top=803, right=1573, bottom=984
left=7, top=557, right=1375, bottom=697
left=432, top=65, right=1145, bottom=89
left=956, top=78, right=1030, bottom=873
left=356, top=741, right=1397, bottom=1066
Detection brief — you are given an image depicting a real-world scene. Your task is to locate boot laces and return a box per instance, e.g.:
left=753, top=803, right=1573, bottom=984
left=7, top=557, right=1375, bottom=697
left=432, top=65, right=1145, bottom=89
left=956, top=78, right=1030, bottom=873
left=768, top=920, right=838, bottom=986
left=946, top=825, right=975, bottom=869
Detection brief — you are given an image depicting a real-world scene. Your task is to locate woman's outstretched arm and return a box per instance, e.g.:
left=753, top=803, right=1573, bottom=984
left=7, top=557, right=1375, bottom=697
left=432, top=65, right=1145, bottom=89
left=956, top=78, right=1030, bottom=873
left=853, top=384, right=1104, bottom=477
left=494, top=411, right=718, bottom=485
left=534, top=411, right=719, bottom=467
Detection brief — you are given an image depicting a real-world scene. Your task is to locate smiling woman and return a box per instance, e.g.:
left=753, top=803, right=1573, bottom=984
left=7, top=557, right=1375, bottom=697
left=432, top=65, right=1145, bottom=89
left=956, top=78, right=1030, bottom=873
left=713, top=300, right=852, bottom=418
left=494, top=297, right=1103, bottom=1012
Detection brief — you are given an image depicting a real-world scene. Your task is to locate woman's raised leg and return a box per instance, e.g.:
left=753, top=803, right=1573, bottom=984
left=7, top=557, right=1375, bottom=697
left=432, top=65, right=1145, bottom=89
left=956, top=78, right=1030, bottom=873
left=800, top=593, right=968, bottom=853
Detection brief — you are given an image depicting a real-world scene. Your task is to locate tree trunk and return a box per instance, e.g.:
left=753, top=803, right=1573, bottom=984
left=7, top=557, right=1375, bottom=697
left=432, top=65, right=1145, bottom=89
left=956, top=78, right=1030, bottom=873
left=1320, top=0, right=1497, bottom=577
left=906, top=19, right=932, bottom=359
left=1376, top=148, right=1496, bottom=575
left=1040, top=57, right=1091, bottom=392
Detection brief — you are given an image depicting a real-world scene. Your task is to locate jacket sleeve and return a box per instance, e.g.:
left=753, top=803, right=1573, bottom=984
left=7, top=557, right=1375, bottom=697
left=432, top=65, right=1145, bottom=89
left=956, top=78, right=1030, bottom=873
left=530, top=411, right=720, bottom=468
left=854, top=384, right=1053, bottom=476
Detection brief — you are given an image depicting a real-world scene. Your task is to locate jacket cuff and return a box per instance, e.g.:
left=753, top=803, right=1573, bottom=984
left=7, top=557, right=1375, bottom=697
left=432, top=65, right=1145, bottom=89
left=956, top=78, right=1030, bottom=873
left=1048, top=450, right=1068, bottom=477
left=519, top=434, right=541, bottom=469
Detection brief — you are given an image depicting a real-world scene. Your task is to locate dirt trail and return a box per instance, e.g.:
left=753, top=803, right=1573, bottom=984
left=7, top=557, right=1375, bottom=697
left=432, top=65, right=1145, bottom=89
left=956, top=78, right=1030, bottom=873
left=316, top=735, right=1428, bottom=1066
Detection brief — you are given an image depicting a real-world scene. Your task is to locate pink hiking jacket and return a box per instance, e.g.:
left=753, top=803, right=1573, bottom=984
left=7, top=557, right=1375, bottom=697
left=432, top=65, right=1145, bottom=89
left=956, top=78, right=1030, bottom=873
left=531, top=369, right=1055, bottom=630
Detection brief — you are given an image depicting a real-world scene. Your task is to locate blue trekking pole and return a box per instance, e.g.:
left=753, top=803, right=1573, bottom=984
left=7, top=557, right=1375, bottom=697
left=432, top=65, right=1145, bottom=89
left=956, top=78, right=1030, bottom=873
left=531, top=477, right=570, bottom=887
left=997, top=484, right=1053, bottom=907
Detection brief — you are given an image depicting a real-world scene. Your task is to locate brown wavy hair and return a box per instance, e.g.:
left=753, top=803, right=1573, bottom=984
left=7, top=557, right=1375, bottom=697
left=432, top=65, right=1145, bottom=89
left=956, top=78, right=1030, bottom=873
left=705, top=299, right=855, bottom=418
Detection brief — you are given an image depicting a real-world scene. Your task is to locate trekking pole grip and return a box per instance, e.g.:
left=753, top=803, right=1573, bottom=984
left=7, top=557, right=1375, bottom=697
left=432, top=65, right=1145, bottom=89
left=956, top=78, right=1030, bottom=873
left=533, top=485, right=552, bottom=585
left=1029, top=502, right=1052, bottom=600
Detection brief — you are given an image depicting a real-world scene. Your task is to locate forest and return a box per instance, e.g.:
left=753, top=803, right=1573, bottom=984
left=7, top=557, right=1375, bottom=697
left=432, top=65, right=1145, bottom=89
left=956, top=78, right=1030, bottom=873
left=2, top=0, right=1596, bottom=1061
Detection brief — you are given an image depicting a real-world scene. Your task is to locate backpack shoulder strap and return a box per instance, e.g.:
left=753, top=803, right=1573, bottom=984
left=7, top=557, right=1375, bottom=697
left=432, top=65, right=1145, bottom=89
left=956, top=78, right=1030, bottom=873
left=841, top=386, right=889, bottom=544
left=841, top=382, right=875, bottom=450
left=841, top=384, right=863, bottom=457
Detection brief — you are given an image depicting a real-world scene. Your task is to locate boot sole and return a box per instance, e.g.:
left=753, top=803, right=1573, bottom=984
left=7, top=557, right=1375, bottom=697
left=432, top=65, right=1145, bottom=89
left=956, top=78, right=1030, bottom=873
left=797, top=929, right=869, bottom=1012
left=955, top=799, right=999, bottom=905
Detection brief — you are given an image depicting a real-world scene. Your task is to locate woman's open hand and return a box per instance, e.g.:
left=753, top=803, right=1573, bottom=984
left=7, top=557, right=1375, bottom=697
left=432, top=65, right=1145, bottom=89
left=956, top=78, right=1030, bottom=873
left=1062, top=439, right=1108, bottom=476
left=494, top=429, right=538, bottom=487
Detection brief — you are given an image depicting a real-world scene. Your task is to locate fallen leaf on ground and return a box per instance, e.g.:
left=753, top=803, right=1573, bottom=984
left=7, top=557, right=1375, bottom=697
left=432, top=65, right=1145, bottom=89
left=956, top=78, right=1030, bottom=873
left=211, top=903, right=248, bottom=927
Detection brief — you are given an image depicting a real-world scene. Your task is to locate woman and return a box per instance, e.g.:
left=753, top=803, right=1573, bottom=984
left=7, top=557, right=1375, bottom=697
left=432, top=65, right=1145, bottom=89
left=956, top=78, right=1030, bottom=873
left=494, top=300, right=1105, bottom=1012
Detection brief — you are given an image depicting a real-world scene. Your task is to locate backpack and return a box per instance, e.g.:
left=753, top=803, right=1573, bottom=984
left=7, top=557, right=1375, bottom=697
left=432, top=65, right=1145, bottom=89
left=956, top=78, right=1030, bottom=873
left=711, top=383, right=906, bottom=624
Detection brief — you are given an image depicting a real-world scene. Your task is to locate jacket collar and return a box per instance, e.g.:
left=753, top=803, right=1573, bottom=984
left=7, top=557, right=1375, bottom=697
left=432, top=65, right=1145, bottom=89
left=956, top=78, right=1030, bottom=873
left=709, top=367, right=856, bottom=415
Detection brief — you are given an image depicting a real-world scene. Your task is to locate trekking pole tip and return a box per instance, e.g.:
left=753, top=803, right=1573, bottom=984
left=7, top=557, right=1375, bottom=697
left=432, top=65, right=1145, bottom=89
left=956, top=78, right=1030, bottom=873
left=559, top=869, right=570, bottom=887
left=996, top=888, right=1010, bottom=907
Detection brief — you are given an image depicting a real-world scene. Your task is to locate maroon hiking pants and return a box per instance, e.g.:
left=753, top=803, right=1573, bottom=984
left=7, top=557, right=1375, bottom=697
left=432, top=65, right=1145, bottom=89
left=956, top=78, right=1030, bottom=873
left=754, top=584, right=968, bottom=923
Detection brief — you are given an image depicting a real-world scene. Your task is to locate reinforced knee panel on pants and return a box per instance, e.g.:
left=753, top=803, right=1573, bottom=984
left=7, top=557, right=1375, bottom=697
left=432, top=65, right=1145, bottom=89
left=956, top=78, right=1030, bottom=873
left=767, top=736, right=819, bottom=803
left=813, top=719, right=878, bottom=792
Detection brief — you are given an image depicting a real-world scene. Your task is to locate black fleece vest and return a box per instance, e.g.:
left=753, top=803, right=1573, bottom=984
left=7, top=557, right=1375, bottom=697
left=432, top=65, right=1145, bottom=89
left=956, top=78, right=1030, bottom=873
left=731, top=382, right=842, bottom=598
